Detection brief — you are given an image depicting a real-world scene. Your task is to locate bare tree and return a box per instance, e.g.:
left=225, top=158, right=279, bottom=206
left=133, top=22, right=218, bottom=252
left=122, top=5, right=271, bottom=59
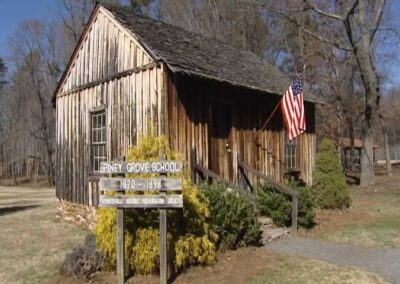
left=7, top=20, right=63, bottom=185
left=159, top=0, right=269, bottom=56
left=264, top=0, right=390, bottom=185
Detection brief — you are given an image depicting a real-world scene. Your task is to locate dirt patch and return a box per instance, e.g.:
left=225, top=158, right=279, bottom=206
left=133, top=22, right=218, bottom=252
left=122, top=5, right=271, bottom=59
left=298, top=208, right=371, bottom=238
left=174, top=247, right=270, bottom=284
left=172, top=247, right=382, bottom=283
left=52, top=247, right=383, bottom=284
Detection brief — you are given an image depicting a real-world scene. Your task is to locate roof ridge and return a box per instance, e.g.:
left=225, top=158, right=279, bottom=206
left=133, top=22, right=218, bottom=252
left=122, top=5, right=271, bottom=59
left=100, top=3, right=268, bottom=62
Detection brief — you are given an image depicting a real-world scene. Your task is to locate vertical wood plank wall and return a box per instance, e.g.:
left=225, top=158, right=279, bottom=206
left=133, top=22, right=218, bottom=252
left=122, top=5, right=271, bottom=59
left=55, top=10, right=164, bottom=204
left=166, top=74, right=316, bottom=186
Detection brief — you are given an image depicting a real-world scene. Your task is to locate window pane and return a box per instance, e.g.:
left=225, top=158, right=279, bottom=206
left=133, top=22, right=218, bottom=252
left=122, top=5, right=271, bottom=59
left=285, top=138, right=297, bottom=169
left=101, top=114, right=105, bottom=127
left=101, top=128, right=106, bottom=143
left=99, top=145, right=104, bottom=157
left=91, top=110, right=107, bottom=172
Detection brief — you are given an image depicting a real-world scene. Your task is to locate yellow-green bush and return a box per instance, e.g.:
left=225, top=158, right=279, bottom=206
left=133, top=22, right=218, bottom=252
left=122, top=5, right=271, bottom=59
left=94, top=136, right=217, bottom=274
left=131, top=228, right=159, bottom=274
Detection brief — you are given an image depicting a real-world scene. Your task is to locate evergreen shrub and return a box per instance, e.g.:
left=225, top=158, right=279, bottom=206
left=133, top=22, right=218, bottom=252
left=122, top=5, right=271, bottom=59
left=312, top=138, right=351, bottom=209
left=200, top=183, right=262, bottom=250
left=256, top=181, right=315, bottom=228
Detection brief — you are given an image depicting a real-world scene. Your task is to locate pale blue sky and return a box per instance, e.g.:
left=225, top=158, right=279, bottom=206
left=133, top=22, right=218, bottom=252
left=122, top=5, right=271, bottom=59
left=0, top=0, right=58, bottom=55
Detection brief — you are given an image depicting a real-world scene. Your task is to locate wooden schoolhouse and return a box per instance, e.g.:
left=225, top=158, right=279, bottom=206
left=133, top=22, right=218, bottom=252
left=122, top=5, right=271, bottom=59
left=54, top=4, right=318, bottom=206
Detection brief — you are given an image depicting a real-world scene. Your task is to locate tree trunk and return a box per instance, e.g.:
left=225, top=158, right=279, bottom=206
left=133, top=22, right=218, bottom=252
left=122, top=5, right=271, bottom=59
left=352, top=43, right=379, bottom=186
left=337, top=102, right=342, bottom=161
left=349, top=118, right=355, bottom=170
left=380, top=115, right=392, bottom=176
left=360, top=129, right=375, bottom=186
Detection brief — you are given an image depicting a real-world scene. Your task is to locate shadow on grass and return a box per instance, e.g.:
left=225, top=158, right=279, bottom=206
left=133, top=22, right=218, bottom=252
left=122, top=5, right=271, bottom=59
left=0, top=205, right=40, bottom=216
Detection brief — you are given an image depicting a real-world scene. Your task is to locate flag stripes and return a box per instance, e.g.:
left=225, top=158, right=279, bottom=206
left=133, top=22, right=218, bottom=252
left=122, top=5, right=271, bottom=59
left=281, top=76, right=306, bottom=140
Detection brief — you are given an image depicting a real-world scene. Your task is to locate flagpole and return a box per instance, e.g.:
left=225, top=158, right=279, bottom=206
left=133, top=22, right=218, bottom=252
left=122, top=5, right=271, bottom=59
left=258, top=98, right=282, bottom=132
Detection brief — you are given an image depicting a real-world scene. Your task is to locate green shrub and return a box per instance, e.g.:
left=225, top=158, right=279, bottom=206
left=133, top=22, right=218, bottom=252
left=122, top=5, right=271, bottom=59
left=256, top=186, right=291, bottom=226
left=94, top=136, right=217, bottom=275
left=256, top=182, right=315, bottom=228
left=200, top=183, right=262, bottom=250
left=291, top=182, right=316, bottom=228
left=312, top=138, right=351, bottom=209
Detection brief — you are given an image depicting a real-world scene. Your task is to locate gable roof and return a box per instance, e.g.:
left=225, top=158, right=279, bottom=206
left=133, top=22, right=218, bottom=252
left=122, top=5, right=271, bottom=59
left=55, top=3, right=319, bottom=103
left=102, top=4, right=320, bottom=103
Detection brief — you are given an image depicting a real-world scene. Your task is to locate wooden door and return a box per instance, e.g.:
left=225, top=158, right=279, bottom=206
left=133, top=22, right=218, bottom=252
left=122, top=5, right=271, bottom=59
left=209, top=102, right=233, bottom=181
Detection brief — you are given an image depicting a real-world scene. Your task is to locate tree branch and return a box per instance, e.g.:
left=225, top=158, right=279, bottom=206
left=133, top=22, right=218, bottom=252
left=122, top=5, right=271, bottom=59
left=370, top=0, right=387, bottom=42
left=344, top=0, right=359, bottom=20
left=302, top=26, right=352, bottom=51
left=303, top=0, right=345, bottom=21
left=273, top=11, right=352, bottom=51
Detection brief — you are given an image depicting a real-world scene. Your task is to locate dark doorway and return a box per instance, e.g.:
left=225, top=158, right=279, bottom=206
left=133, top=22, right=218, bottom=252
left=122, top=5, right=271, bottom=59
left=209, top=102, right=234, bottom=181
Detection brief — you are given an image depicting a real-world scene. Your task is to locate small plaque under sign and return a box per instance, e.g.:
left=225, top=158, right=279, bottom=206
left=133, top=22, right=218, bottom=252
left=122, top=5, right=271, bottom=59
left=99, top=194, right=183, bottom=208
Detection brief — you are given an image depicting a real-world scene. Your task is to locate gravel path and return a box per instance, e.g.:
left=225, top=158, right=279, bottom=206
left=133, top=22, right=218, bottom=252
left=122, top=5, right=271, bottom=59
left=267, top=237, right=400, bottom=283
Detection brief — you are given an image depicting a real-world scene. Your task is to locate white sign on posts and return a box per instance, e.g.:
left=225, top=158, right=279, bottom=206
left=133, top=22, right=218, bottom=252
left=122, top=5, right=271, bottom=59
left=98, top=158, right=183, bottom=284
left=100, top=161, right=183, bottom=174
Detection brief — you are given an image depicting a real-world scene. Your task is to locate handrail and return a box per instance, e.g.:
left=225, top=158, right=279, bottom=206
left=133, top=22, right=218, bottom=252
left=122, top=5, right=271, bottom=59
left=192, top=163, right=246, bottom=193
left=237, top=159, right=298, bottom=232
left=237, top=160, right=298, bottom=197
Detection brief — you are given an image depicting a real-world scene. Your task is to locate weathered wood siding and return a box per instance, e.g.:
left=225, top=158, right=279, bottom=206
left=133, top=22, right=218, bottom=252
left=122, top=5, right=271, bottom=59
left=165, top=74, right=316, bottom=186
left=55, top=8, right=165, bottom=204
left=58, top=7, right=153, bottom=95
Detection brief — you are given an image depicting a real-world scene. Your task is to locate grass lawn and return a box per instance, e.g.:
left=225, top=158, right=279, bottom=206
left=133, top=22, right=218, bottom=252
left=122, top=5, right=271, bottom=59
left=250, top=252, right=384, bottom=284
left=301, top=167, right=400, bottom=248
left=0, top=185, right=87, bottom=284
left=0, top=180, right=390, bottom=283
left=328, top=217, right=400, bottom=248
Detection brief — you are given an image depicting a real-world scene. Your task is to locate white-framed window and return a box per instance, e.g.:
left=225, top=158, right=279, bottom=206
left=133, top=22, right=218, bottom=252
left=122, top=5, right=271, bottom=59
left=285, top=138, right=297, bottom=170
left=90, top=109, right=107, bottom=173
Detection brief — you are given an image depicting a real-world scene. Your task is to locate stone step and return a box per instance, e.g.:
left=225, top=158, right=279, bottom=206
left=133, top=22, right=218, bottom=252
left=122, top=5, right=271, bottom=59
left=257, top=216, right=273, bottom=226
left=261, top=227, right=290, bottom=244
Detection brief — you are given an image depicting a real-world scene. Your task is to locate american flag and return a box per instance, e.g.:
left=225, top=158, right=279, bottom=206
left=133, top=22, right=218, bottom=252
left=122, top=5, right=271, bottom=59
left=280, top=75, right=306, bottom=140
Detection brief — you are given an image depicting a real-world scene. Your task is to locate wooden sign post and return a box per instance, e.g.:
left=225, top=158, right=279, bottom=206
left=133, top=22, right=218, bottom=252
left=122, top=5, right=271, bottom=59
left=159, top=154, right=167, bottom=284
left=99, top=159, right=183, bottom=284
